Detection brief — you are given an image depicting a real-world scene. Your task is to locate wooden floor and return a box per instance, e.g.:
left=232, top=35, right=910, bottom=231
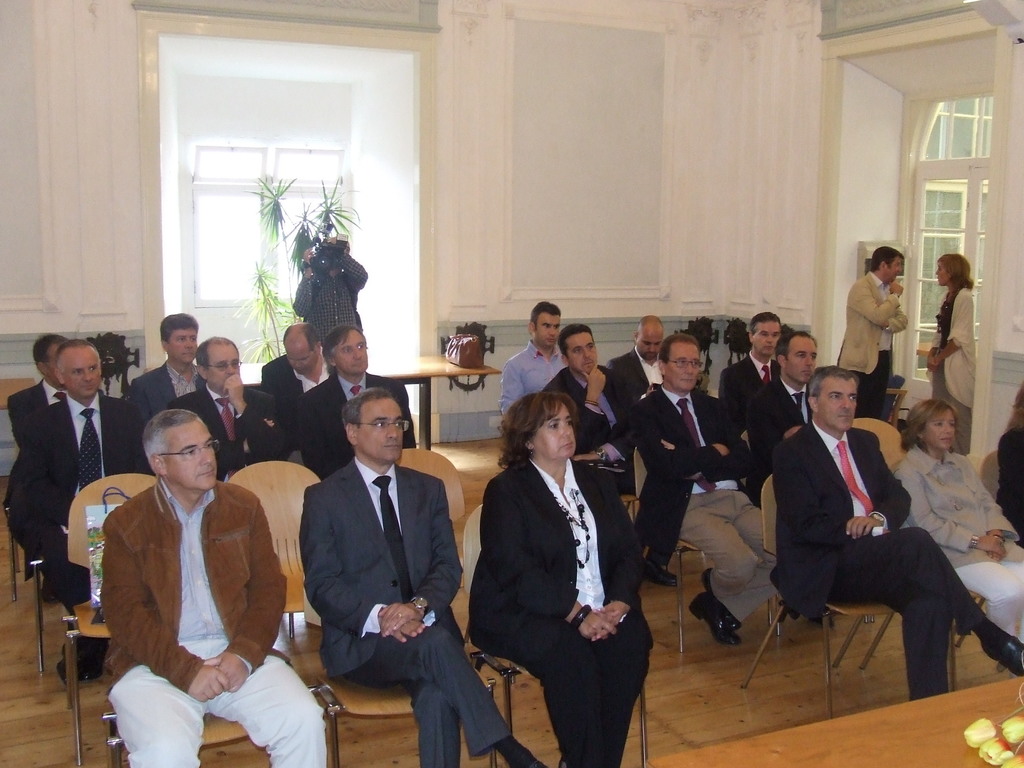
left=0, top=439, right=1013, bottom=767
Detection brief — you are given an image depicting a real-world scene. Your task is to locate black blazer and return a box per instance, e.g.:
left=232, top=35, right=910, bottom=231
left=127, top=365, right=205, bottom=424
left=169, top=387, right=289, bottom=479
left=296, top=374, right=416, bottom=480
left=718, top=357, right=780, bottom=434
left=606, top=349, right=650, bottom=405
left=300, top=461, right=461, bottom=676
left=630, top=389, right=752, bottom=556
left=543, top=366, right=634, bottom=459
left=468, top=461, right=643, bottom=662
left=772, top=425, right=910, bottom=618
left=259, top=354, right=305, bottom=448
left=746, top=377, right=807, bottom=503
left=10, top=396, right=149, bottom=553
left=7, top=381, right=49, bottom=448
left=998, top=429, right=1024, bottom=538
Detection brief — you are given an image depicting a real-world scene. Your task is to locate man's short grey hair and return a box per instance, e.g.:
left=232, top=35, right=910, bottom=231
left=143, top=409, right=204, bottom=456
left=807, top=365, right=859, bottom=400
left=341, top=388, right=397, bottom=426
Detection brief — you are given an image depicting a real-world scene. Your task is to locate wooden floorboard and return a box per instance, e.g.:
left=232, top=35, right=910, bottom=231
left=0, top=439, right=1013, bottom=766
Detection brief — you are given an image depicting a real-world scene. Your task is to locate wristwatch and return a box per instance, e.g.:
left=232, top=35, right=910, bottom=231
left=595, top=446, right=608, bottom=463
left=411, top=596, right=429, bottom=614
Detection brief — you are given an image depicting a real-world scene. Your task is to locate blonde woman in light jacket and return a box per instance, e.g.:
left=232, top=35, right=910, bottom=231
left=897, top=399, right=1024, bottom=640
left=927, top=253, right=976, bottom=454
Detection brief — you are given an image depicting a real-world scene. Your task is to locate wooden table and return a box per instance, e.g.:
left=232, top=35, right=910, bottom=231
left=375, top=356, right=500, bottom=449
left=0, top=378, right=35, bottom=410
left=650, top=677, right=1024, bottom=768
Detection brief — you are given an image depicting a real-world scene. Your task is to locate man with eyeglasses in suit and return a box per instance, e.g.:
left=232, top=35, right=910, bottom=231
left=630, top=333, right=775, bottom=646
left=170, top=337, right=289, bottom=480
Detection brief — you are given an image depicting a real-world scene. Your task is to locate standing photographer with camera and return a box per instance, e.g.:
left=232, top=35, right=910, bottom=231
left=293, top=235, right=368, bottom=341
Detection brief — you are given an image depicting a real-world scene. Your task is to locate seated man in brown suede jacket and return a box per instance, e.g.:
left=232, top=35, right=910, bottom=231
left=101, top=409, right=326, bottom=767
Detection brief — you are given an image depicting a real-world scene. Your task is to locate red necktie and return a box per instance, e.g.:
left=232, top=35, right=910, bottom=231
left=350, top=384, right=361, bottom=395
left=677, top=398, right=716, bottom=492
left=837, top=441, right=873, bottom=514
left=761, top=364, right=771, bottom=384
left=216, top=397, right=236, bottom=441
left=55, top=391, right=67, bottom=402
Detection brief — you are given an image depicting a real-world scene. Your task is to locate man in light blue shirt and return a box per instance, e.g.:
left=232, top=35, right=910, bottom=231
left=499, top=301, right=564, bottom=413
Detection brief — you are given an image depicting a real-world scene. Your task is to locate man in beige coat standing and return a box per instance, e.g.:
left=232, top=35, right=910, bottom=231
left=838, top=246, right=908, bottom=420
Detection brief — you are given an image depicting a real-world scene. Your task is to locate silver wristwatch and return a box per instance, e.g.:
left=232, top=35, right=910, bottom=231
left=411, top=596, right=429, bottom=614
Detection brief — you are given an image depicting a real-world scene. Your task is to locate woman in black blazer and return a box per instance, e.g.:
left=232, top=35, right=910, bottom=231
left=998, top=380, right=1024, bottom=538
left=469, top=391, right=651, bottom=768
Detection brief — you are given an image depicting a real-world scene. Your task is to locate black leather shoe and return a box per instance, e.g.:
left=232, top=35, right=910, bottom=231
left=644, top=558, right=677, bottom=587
left=689, top=591, right=740, bottom=645
left=981, top=634, right=1024, bottom=676
left=56, top=651, right=103, bottom=685
left=700, top=568, right=741, bottom=631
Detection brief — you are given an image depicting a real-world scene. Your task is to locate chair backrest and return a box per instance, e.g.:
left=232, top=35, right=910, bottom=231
left=634, top=450, right=648, bottom=497
left=68, top=474, right=156, bottom=568
left=852, top=417, right=905, bottom=470
left=397, top=448, right=466, bottom=522
left=883, top=388, right=908, bottom=428
left=462, top=504, right=483, bottom=596
left=228, top=461, right=320, bottom=570
left=979, top=450, right=999, bottom=498
left=760, top=475, right=777, bottom=555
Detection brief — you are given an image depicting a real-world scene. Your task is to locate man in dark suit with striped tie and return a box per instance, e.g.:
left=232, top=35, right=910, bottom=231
left=717, top=311, right=782, bottom=434
left=746, top=331, right=818, bottom=503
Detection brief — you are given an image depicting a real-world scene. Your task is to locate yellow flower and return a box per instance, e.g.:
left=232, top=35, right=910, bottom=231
left=967, top=719, right=999, bottom=748
left=1005, top=716, right=1024, bottom=744
left=979, top=737, right=1015, bottom=766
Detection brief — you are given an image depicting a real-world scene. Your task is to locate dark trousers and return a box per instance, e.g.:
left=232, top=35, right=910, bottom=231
left=854, top=350, right=890, bottom=420
left=341, top=620, right=510, bottom=768
left=829, top=527, right=985, bottom=699
left=513, top=610, right=651, bottom=768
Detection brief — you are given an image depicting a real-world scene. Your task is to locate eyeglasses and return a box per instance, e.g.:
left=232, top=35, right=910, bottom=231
left=665, top=358, right=702, bottom=370
left=158, top=439, right=220, bottom=460
left=355, top=419, right=410, bottom=432
left=206, top=359, right=240, bottom=371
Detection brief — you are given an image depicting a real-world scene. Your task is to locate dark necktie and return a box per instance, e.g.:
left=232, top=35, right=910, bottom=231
left=55, top=391, right=67, bottom=402
left=677, top=398, right=716, bottom=492
left=373, top=475, right=412, bottom=601
left=793, top=391, right=806, bottom=422
left=78, top=407, right=102, bottom=490
left=216, top=397, right=236, bottom=441
left=761, top=364, right=771, bottom=384
left=350, top=384, right=362, bottom=395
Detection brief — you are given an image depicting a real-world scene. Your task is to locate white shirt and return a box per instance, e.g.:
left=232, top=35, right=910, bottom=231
left=293, top=363, right=329, bottom=393
left=67, top=394, right=103, bottom=450
left=870, top=272, right=895, bottom=352
left=635, top=349, right=662, bottom=386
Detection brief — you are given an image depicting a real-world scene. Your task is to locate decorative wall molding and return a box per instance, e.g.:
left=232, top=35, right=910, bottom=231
left=132, top=0, right=440, bottom=31
left=820, top=0, right=970, bottom=38
left=452, top=0, right=489, bottom=17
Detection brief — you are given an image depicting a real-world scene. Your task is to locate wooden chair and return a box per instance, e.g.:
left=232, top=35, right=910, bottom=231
left=884, top=387, right=908, bottom=428
left=62, top=473, right=156, bottom=764
left=101, top=682, right=341, bottom=768
left=740, top=475, right=916, bottom=719
left=979, top=450, right=999, bottom=498
left=397, top=448, right=466, bottom=522
left=228, top=461, right=320, bottom=637
left=852, top=417, right=906, bottom=469
left=634, top=450, right=702, bottom=653
left=464, top=504, right=649, bottom=766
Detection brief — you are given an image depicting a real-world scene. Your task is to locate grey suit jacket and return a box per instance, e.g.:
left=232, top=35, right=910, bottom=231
left=299, top=461, right=462, bottom=676
left=129, top=365, right=203, bottom=423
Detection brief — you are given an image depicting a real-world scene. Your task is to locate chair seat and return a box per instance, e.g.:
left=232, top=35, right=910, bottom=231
left=72, top=602, right=111, bottom=639
left=825, top=601, right=892, bottom=617
left=327, top=678, right=415, bottom=717
left=201, top=713, right=250, bottom=745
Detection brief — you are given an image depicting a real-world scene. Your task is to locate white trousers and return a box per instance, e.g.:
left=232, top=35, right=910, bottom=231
left=109, top=646, right=326, bottom=768
left=956, top=559, right=1024, bottom=641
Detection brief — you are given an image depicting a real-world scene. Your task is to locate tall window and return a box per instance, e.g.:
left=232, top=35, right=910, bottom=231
left=910, top=96, right=990, bottom=381
left=191, top=145, right=346, bottom=307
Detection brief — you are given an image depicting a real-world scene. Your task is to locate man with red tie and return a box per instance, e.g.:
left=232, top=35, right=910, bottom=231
left=773, top=365, right=1024, bottom=698
left=717, top=311, right=782, bottom=435
left=631, top=333, right=776, bottom=645
left=170, top=337, right=289, bottom=480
